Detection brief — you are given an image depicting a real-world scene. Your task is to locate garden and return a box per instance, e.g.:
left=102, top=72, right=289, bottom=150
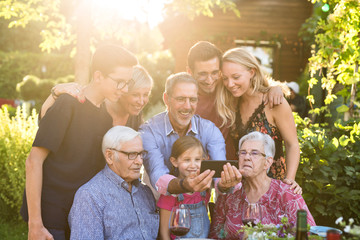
left=0, top=0, right=359, bottom=239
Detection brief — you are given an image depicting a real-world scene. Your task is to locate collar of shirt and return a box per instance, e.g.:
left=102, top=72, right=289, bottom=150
left=103, top=165, right=140, bottom=193
left=164, top=111, right=199, bottom=136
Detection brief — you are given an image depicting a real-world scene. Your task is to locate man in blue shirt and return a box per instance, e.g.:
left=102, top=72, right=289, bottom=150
left=140, top=72, right=226, bottom=196
left=68, top=126, right=159, bottom=240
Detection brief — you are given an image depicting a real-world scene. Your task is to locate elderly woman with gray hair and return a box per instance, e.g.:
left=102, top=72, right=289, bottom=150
left=209, top=131, right=315, bottom=239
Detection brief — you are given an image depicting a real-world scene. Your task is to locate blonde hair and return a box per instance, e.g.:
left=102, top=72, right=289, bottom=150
left=130, top=65, right=153, bottom=92
left=216, top=48, right=273, bottom=127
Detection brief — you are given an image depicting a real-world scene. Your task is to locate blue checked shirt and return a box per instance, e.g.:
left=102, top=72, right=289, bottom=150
left=139, top=111, right=226, bottom=193
left=68, top=165, right=159, bottom=240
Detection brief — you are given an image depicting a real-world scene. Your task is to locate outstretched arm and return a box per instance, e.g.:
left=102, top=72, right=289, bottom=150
left=26, top=147, right=52, bottom=240
left=167, top=170, right=215, bottom=194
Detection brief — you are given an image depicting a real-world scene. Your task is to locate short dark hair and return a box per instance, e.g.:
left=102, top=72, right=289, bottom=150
left=90, top=44, right=138, bottom=77
left=187, top=41, right=223, bottom=72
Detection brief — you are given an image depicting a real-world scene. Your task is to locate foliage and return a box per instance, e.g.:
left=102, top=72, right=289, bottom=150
left=164, top=0, right=240, bottom=19
left=305, top=0, right=360, bottom=118
left=138, top=50, right=174, bottom=115
left=0, top=105, right=38, bottom=221
left=295, top=114, right=360, bottom=226
left=0, top=18, right=43, bottom=52
left=240, top=216, right=322, bottom=240
left=0, top=0, right=73, bottom=53
left=0, top=0, right=239, bottom=60
left=336, top=217, right=360, bottom=240
left=16, top=74, right=74, bottom=110
left=0, top=219, right=27, bottom=240
left=0, top=50, right=73, bottom=99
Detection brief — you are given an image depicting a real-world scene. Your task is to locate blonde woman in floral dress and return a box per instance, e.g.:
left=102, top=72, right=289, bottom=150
left=216, top=48, right=301, bottom=191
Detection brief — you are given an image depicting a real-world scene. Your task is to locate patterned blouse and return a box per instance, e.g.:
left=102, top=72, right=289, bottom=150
left=209, top=179, right=316, bottom=239
left=230, top=101, right=286, bottom=179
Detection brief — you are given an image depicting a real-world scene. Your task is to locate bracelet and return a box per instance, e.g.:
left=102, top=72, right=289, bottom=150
left=51, top=87, right=59, bottom=100
left=179, top=179, right=190, bottom=193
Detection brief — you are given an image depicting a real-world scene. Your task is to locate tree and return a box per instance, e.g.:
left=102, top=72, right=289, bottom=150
left=305, top=0, right=360, bottom=120
left=0, top=0, right=240, bottom=84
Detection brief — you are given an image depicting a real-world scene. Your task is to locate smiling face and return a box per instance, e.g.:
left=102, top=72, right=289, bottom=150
left=106, top=136, right=143, bottom=183
left=221, top=61, right=255, bottom=98
left=164, top=82, right=198, bottom=133
left=238, top=140, right=272, bottom=179
left=99, top=66, right=134, bottom=102
left=192, top=57, right=221, bottom=95
left=170, top=146, right=203, bottom=179
left=120, top=87, right=151, bottom=116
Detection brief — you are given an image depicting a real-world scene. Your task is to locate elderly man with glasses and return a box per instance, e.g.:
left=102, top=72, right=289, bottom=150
left=68, top=126, right=159, bottom=240
left=140, top=72, right=227, bottom=198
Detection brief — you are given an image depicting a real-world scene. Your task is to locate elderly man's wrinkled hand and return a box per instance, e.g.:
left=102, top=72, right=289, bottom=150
left=218, top=163, right=242, bottom=190
left=283, top=178, right=302, bottom=195
left=184, top=169, right=215, bottom=192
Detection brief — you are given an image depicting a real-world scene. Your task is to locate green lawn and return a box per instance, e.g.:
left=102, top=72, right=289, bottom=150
left=0, top=220, right=27, bottom=240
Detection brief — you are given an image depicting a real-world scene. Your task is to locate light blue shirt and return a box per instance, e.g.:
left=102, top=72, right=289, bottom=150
left=68, top=165, right=159, bottom=240
left=139, top=111, right=226, bottom=189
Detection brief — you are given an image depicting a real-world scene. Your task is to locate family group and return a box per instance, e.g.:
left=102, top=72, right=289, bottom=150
left=21, top=41, right=315, bottom=240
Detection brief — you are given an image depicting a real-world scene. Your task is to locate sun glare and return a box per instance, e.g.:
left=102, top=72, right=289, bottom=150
left=91, top=0, right=166, bottom=28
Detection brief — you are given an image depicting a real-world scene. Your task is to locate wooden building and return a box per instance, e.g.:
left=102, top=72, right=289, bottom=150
left=159, top=0, right=313, bottom=82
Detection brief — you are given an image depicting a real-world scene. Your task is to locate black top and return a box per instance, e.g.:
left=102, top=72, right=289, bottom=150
left=126, top=112, right=143, bottom=131
left=230, top=101, right=286, bottom=180
left=21, top=94, right=112, bottom=229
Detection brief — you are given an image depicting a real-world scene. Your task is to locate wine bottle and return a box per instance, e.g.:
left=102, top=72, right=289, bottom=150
left=295, top=209, right=308, bottom=240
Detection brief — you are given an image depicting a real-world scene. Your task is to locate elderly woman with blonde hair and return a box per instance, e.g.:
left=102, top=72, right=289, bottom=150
left=216, top=48, right=301, bottom=192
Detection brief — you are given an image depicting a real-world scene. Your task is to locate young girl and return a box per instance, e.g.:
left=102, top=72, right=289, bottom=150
left=157, top=136, right=211, bottom=239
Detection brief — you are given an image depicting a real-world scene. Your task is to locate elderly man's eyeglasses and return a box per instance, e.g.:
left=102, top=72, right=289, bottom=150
left=107, top=75, right=135, bottom=90
left=171, top=96, right=198, bottom=105
left=238, top=150, right=266, bottom=158
left=109, top=148, right=148, bottom=160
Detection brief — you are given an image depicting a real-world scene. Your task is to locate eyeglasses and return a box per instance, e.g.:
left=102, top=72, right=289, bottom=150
left=171, top=96, right=198, bottom=105
left=237, top=150, right=266, bottom=158
left=109, top=148, right=148, bottom=160
left=107, top=75, right=135, bottom=90
left=196, top=70, right=221, bottom=82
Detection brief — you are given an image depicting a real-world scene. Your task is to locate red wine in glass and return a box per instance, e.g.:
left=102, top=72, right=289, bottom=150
left=242, top=218, right=257, bottom=226
left=170, top=226, right=190, bottom=236
left=242, top=202, right=262, bottom=226
left=169, top=204, right=191, bottom=239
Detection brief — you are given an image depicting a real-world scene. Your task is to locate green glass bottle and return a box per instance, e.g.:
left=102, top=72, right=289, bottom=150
left=295, top=209, right=308, bottom=240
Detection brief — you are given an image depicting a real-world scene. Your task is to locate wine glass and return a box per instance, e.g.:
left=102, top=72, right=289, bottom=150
left=242, top=202, right=262, bottom=226
left=169, top=204, right=191, bottom=239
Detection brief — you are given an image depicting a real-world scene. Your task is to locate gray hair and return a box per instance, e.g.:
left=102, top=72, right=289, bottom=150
left=130, top=65, right=153, bottom=92
left=102, top=126, right=141, bottom=155
left=238, top=131, right=275, bottom=158
left=164, top=72, right=198, bottom=96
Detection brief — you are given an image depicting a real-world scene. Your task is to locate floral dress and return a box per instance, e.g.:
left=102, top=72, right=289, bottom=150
left=208, top=179, right=316, bottom=239
left=230, top=101, right=286, bottom=180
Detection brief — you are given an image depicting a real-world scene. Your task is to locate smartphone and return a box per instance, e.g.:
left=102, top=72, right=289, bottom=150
left=200, top=160, right=238, bottom=178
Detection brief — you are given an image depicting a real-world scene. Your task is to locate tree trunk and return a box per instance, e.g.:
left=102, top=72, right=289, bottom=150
left=74, top=0, right=91, bottom=85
